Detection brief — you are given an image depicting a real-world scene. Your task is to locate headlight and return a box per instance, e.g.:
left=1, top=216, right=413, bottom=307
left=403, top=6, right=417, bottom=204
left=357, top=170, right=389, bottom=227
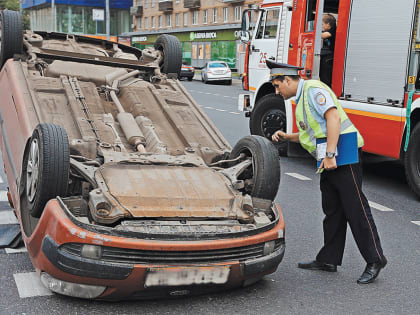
left=41, top=272, right=106, bottom=299
left=81, top=244, right=102, bottom=259
left=263, top=240, right=276, bottom=255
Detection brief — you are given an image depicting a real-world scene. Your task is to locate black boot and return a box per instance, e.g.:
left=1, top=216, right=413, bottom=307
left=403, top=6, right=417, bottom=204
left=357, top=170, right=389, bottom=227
left=298, top=260, right=337, bottom=272
left=357, top=257, right=387, bottom=284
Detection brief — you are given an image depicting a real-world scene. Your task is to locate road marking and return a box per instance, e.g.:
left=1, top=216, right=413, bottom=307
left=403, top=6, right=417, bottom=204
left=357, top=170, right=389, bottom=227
left=0, top=190, right=8, bottom=202
left=285, top=173, right=312, bottom=181
left=229, top=112, right=240, bottom=115
left=0, top=211, right=18, bottom=224
left=204, top=106, right=215, bottom=110
left=411, top=221, right=420, bottom=226
left=5, top=247, right=27, bottom=254
left=14, top=272, right=53, bottom=298
left=215, top=109, right=227, bottom=112
left=223, top=96, right=230, bottom=98
left=0, top=176, right=3, bottom=183
left=369, top=201, right=394, bottom=212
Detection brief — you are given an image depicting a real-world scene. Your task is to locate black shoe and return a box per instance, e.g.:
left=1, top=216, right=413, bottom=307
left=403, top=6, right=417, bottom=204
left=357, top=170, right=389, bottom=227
left=357, top=257, right=388, bottom=284
left=297, top=260, right=337, bottom=272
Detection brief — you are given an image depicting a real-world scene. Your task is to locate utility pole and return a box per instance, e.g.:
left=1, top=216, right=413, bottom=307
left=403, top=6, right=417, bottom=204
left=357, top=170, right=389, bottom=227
left=106, top=0, right=110, bottom=40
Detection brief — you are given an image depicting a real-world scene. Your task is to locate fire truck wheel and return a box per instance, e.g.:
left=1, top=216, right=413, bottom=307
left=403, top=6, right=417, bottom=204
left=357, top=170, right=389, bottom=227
left=404, top=123, right=420, bottom=198
left=0, top=10, right=23, bottom=68
left=23, top=124, right=70, bottom=218
left=154, top=34, right=182, bottom=77
left=229, top=135, right=280, bottom=201
left=249, top=94, right=287, bottom=156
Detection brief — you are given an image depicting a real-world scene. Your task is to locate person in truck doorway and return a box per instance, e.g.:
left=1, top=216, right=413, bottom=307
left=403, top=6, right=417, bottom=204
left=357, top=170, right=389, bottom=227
left=267, top=60, right=387, bottom=284
left=320, top=14, right=336, bottom=87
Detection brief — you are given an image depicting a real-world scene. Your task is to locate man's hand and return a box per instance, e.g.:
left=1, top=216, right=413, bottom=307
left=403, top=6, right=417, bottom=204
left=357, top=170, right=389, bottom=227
left=272, top=130, right=288, bottom=142
left=319, top=157, right=337, bottom=171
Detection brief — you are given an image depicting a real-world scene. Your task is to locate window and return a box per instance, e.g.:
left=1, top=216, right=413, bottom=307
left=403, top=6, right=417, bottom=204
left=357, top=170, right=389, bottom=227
left=176, top=13, right=180, bottom=26
left=166, top=14, right=171, bottom=27
left=159, top=15, right=162, bottom=28
left=144, top=0, right=148, bottom=8
left=223, top=7, right=228, bottom=23
left=305, top=0, right=317, bottom=31
left=255, top=9, right=280, bottom=39
left=137, top=17, right=141, bottom=29
left=234, top=6, right=242, bottom=22
left=184, top=12, right=188, bottom=26
left=213, top=8, right=217, bottom=23
left=152, top=16, right=155, bottom=28
left=145, top=16, right=148, bottom=29
left=151, top=0, right=155, bottom=8
left=192, top=10, right=198, bottom=25
left=203, top=10, right=207, bottom=24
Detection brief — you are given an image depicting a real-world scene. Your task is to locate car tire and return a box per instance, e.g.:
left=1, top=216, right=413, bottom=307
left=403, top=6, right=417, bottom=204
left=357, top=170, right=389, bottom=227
left=0, top=10, right=23, bottom=68
left=404, top=123, right=420, bottom=199
left=229, top=135, right=280, bottom=201
left=24, top=124, right=70, bottom=218
left=154, top=34, right=182, bottom=77
left=188, top=76, right=193, bottom=81
left=249, top=94, right=288, bottom=156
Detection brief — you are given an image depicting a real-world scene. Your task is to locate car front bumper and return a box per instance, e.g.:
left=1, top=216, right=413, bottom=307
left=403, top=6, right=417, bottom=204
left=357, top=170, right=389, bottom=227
left=24, top=199, right=285, bottom=300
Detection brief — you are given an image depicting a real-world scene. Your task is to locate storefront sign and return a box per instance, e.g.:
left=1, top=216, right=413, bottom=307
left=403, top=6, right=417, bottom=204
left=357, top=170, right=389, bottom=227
left=189, top=32, right=217, bottom=40
left=92, top=9, right=104, bottom=21
left=132, top=36, right=148, bottom=42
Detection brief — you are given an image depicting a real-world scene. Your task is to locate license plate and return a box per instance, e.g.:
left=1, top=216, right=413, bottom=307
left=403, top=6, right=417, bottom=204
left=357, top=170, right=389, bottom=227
left=145, top=266, right=230, bottom=287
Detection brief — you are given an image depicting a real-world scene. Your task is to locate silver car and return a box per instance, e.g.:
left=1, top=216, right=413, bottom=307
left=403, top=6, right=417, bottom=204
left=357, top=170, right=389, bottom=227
left=201, top=61, right=232, bottom=85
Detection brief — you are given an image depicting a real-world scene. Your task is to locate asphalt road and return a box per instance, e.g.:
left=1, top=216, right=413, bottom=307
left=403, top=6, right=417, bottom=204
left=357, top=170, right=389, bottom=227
left=0, top=78, right=419, bottom=314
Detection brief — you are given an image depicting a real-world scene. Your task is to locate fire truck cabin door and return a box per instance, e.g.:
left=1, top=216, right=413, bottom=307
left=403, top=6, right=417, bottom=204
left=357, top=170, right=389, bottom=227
left=299, top=0, right=324, bottom=80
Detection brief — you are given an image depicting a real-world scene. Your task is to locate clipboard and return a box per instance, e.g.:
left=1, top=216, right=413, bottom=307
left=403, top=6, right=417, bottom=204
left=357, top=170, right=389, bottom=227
left=316, top=132, right=359, bottom=168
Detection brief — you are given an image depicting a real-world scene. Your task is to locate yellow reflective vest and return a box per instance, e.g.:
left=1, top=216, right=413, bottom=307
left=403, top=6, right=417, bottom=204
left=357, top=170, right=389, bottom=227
left=295, top=80, right=364, bottom=157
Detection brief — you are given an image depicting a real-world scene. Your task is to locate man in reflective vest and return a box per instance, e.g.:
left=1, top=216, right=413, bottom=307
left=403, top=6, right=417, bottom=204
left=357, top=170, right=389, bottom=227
left=267, top=60, right=387, bottom=284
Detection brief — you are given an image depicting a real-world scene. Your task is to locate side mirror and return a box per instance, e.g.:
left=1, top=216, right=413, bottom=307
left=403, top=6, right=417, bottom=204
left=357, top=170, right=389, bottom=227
left=241, top=10, right=251, bottom=43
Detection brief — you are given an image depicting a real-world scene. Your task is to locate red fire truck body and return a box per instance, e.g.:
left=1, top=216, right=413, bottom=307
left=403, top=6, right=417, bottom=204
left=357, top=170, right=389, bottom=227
left=239, top=0, right=420, bottom=198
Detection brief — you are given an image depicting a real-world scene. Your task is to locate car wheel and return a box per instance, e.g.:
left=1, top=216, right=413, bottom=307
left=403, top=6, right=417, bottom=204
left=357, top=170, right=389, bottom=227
left=249, top=94, right=287, bottom=156
left=229, top=135, right=280, bottom=201
left=0, top=10, right=23, bottom=68
left=188, top=77, right=193, bottom=81
left=404, top=123, right=420, bottom=198
left=24, top=124, right=70, bottom=218
left=154, top=34, right=182, bottom=77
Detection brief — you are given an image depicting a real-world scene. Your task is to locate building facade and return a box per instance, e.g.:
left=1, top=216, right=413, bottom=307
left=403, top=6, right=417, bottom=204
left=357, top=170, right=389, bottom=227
left=22, top=0, right=132, bottom=41
left=127, top=0, right=258, bottom=70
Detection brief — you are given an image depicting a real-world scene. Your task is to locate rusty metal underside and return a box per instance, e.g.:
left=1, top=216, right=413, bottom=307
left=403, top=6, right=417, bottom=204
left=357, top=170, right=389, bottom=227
left=20, top=31, right=246, bottom=224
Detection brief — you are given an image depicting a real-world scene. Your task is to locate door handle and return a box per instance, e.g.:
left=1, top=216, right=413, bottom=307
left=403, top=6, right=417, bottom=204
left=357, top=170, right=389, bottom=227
left=251, top=45, right=260, bottom=52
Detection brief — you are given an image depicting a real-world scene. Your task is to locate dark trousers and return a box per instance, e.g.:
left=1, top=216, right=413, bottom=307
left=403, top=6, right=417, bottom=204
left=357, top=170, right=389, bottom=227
left=320, top=54, right=333, bottom=87
left=316, top=152, right=385, bottom=265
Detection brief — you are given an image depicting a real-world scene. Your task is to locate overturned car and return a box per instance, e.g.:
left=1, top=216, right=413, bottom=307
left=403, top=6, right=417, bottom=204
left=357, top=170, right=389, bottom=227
left=0, top=10, right=284, bottom=300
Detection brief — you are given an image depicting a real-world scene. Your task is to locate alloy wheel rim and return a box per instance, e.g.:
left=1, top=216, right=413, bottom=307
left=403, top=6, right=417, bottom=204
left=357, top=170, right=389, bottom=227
left=26, top=139, right=40, bottom=203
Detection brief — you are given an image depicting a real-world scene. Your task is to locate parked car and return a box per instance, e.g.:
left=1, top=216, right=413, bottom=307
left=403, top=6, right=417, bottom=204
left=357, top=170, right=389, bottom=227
left=0, top=10, right=284, bottom=300
left=201, top=61, right=232, bottom=85
left=180, top=62, right=195, bottom=81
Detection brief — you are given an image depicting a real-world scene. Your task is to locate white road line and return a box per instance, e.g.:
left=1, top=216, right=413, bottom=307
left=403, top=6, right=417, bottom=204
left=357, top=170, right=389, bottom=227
left=0, top=211, right=18, bottom=224
left=0, top=176, right=3, bottom=183
left=215, top=109, right=227, bottom=112
left=229, top=112, right=240, bottom=115
left=369, top=201, right=394, bottom=212
left=223, top=96, right=230, bottom=98
left=285, top=173, right=312, bottom=181
left=411, top=221, right=420, bottom=226
left=0, top=190, right=8, bottom=202
left=14, top=272, right=53, bottom=298
left=5, top=247, right=27, bottom=254
left=204, top=106, right=215, bottom=110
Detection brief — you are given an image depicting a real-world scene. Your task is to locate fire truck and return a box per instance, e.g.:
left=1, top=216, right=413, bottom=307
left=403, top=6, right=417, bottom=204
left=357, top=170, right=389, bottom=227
left=238, top=0, right=420, bottom=198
